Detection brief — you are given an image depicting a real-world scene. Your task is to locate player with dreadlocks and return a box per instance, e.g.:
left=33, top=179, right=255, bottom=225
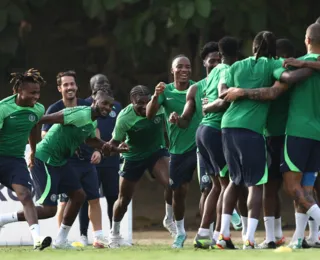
left=146, top=55, right=197, bottom=248
left=108, top=85, right=172, bottom=248
left=0, top=89, right=128, bottom=249
left=0, top=69, right=51, bottom=250
left=217, top=30, right=315, bottom=249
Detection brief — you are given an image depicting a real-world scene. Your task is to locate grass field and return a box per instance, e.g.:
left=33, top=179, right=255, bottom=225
left=1, top=230, right=319, bottom=259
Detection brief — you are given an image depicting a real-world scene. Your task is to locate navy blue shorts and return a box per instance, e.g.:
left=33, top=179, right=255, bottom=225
left=170, top=148, right=197, bottom=189
left=197, top=151, right=212, bottom=192
left=59, top=162, right=100, bottom=203
left=120, top=149, right=169, bottom=182
left=97, top=166, right=119, bottom=197
left=196, top=125, right=228, bottom=177
left=222, top=128, right=268, bottom=187
left=281, top=135, right=320, bottom=173
left=31, top=158, right=82, bottom=206
left=0, top=156, right=32, bottom=191
left=267, top=136, right=284, bottom=180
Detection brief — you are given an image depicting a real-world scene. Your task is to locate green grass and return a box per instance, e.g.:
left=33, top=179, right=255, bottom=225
left=0, top=244, right=318, bottom=260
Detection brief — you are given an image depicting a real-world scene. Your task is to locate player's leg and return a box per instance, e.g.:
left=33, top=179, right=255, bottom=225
left=78, top=200, right=89, bottom=246
left=259, top=136, right=284, bottom=249
left=240, top=130, right=267, bottom=249
left=307, top=174, right=320, bottom=246
left=170, top=148, right=197, bottom=248
left=216, top=129, right=243, bottom=249
left=148, top=150, right=175, bottom=237
left=0, top=157, right=52, bottom=250
left=109, top=159, right=146, bottom=248
left=57, top=196, right=68, bottom=227
left=237, top=186, right=248, bottom=242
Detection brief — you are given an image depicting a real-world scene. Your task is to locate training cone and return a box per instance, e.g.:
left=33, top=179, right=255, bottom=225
left=71, top=241, right=84, bottom=247
left=274, top=246, right=292, bottom=253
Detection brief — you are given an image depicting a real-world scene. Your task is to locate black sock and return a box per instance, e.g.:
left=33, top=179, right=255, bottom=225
left=79, top=200, right=89, bottom=237
left=106, top=195, right=118, bottom=227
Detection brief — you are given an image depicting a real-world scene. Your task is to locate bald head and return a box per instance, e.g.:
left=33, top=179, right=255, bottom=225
left=90, top=74, right=110, bottom=91
left=316, top=17, right=320, bottom=24
left=306, top=23, right=320, bottom=46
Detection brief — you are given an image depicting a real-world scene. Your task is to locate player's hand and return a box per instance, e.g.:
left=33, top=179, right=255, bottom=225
left=283, top=58, right=304, bottom=68
left=154, top=82, right=166, bottom=97
left=91, top=151, right=101, bottom=164
left=113, top=142, right=129, bottom=153
left=219, top=87, right=244, bottom=102
left=169, top=112, right=180, bottom=124
left=28, top=152, right=35, bottom=169
left=101, top=142, right=112, bottom=156
left=201, top=98, right=209, bottom=106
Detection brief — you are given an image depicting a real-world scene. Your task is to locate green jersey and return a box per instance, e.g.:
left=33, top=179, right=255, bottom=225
left=36, top=106, right=97, bottom=166
left=284, top=53, right=320, bottom=140
left=221, top=57, right=282, bottom=134
left=195, top=78, right=207, bottom=120
left=0, top=95, right=44, bottom=158
left=201, top=64, right=230, bottom=130
left=158, top=80, right=200, bottom=154
left=112, top=104, right=166, bottom=161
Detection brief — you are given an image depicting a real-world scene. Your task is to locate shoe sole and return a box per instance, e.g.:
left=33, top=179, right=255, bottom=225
left=39, top=237, right=52, bottom=251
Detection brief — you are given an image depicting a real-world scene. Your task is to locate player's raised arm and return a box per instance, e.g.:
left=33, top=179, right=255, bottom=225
left=38, top=110, right=64, bottom=125
left=146, top=82, right=165, bottom=119
left=203, top=82, right=230, bottom=113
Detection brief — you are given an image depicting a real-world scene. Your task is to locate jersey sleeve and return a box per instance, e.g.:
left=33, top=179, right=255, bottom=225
left=42, top=104, right=61, bottom=132
left=90, top=121, right=98, bottom=138
left=112, top=113, right=128, bottom=142
left=219, top=66, right=233, bottom=86
left=273, top=59, right=286, bottom=80
left=63, top=107, right=92, bottom=127
left=157, top=93, right=165, bottom=105
left=0, top=105, right=5, bottom=129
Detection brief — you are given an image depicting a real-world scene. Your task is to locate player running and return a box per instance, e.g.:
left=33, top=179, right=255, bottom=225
left=0, top=90, right=127, bottom=249
left=41, top=71, right=108, bottom=248
left=77, top=74, right=122, bottom=246
left=0, top=69, right=51, bottom=250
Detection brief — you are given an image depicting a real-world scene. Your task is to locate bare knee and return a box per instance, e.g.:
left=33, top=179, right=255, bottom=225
left=16, top=189, right=33, bottom=206
left=69, top=189, right=86, bottom=203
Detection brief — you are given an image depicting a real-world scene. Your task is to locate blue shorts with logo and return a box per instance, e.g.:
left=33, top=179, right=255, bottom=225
left=0, top=156, right=32, bottom=191
left=170, top=148, right=197, bottom=189
left=120, top=148, right=169, bottom=182
left=31, top=158, right=82, bottom=206
left=59, top=161, right=100, bottom=203
left=266, top=135, right=284, bottom=180
left=222, top=128, right=268, bottom=187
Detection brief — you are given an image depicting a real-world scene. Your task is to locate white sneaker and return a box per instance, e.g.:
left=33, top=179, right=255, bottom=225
left=93, top=235, right=109, bottom=248
left=163, top=217, right=177, bottom=237
left=108, top=233, right=132, bottom=248
left=80, top=235, right=88, bottom=246
left=52, top=239, right=78, bottom=250
left=34, top=236, right=52, bottom=251
left=306, top=238, right=320, bottom=248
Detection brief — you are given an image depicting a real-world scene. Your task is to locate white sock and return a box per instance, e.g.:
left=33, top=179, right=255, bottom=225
left=165, top=203, right=173, bottom=221
left=308, top=219, right=319, bottom=241
left=111, top=221, right=120, bottom=235
left=176, top=219, right=186, bottom=235
left=291, top=213, right=309, bottom=243
left=209, top=222, right=214, bottom=239
left=0, top=212, right=18, bottom=225
left=213, top=231, right=220, bottom=241
left=198, top=228, right=210, bottom=237
left=307, top=205, right=320, bottom=226
left=93, top=230, right=103, bottom=239
left=274, top=217, right=283, bottom=238
left=29, top=224, right=40, bottom=243
left=241, top=216, right=248, bottom=240
left=264, top=216, right=275, bottom=243
left=56, top=224, right=71, bottom=244
left=220, top=214, right=232, bottom=238
left=246, top=218, right=259, bottom=243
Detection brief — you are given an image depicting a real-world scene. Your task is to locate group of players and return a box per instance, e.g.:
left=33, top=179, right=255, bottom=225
left=0, top=17, right=320, bottom=251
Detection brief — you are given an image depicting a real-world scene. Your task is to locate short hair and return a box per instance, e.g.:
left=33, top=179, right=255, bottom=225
left=171, top=54, right=189, bottom=66
left=218, top=37, right=239, bottom=57
left=307, top=23, right=320, bottom=45
left=10, top=68, right=45, bottom=94
left=92, top=89, right=113, bottom=102
left=56, top=70, right=76, bottom=86
left=90, top=74, right=110, bottom=91
left=200, top=42, right=219, bottom=60
left=316, top=17, right=320, bottom=24
left=276, top=39, right=295, bottom=58
left=130, top=85, right=150, bottom=100
left=253, top=31, right=277, bottom=60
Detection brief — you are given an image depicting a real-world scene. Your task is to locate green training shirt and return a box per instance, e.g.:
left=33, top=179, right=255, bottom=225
left=112, top=104, right=166, bottom=161
left=221, top=57, right=282, bottom=134
left=0, top=94, right=44, bottom=158
left=158, top=80, right=201, bottom=154
left=35, top=106, right=97, bottom=166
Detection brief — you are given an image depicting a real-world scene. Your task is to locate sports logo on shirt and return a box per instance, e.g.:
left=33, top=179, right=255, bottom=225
left=28, top=114, right=36, bottom=122
left=50, top=194, right=57, bottom=202
left=109, top=111, right=117, bottom=118
left=153, top=116, right=161, bottom=124
left=201, top=175, right=210, bottom=183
